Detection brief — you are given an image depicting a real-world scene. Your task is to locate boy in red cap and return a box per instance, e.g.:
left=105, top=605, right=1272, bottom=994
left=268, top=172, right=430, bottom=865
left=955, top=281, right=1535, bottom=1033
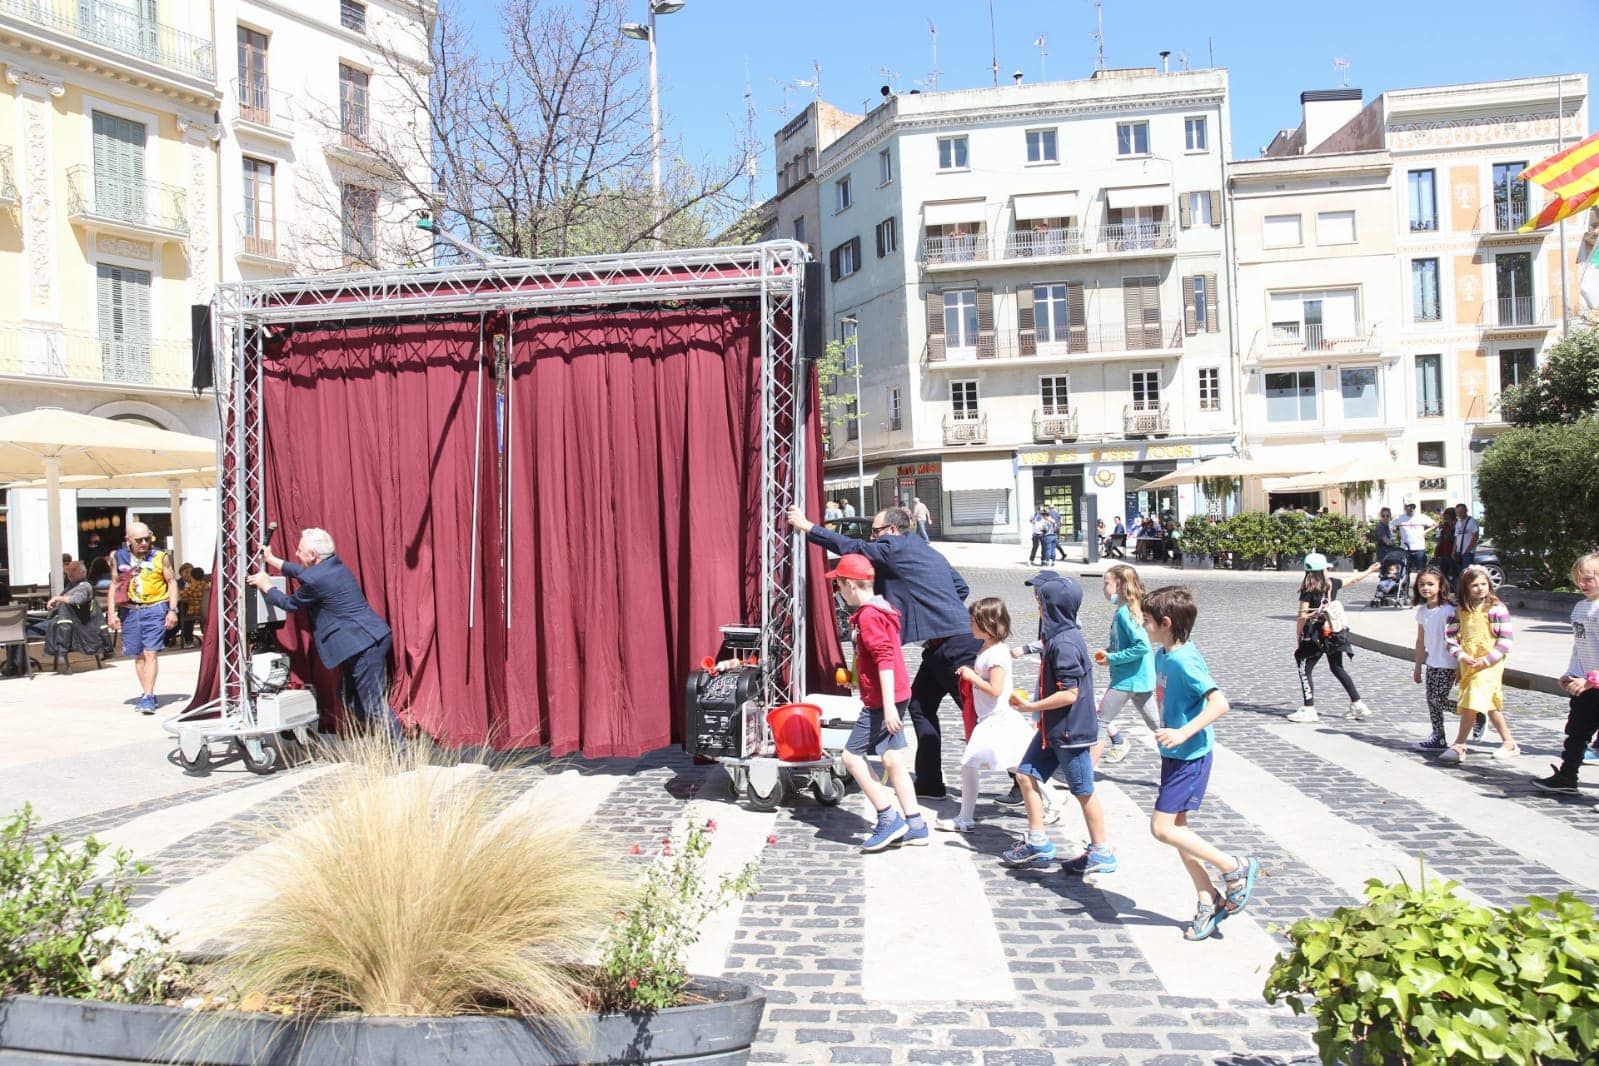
left=829, top=552, right=928, bottom=851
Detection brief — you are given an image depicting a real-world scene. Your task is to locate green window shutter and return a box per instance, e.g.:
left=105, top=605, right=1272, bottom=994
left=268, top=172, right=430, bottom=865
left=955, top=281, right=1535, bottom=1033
left=92, top=111, right=147, bottom=223
left=97, top=265, right=152, bottom=384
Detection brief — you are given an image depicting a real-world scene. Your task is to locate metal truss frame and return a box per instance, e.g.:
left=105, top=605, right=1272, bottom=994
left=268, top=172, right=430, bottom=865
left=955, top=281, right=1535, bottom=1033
left=205, top=240, right=810, bottom=731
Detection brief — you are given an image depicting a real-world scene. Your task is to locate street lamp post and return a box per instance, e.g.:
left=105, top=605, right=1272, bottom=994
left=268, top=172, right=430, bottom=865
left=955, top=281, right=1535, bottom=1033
left=840, top=316, right=864, bottom=517
left=620, top=0, right=683, bottom=244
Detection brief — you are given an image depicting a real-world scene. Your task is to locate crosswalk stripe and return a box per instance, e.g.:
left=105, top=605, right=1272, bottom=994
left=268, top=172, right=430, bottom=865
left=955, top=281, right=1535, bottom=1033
left=1091, top=775, right=1281, bottom=1002
left=1265, top=721, right=1599, bottom=890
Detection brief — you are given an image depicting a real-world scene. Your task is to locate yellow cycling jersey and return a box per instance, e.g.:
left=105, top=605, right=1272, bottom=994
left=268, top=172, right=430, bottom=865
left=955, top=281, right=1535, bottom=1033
left=122, top=549, right=170, bottom=605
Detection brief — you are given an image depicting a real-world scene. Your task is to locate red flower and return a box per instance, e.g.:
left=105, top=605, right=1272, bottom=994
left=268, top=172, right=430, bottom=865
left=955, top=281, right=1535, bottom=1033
left=661, top=835, right=672, bottom=845
left=628, top=844, right=641, bottom=856
left=705, top=819, right=718, bottom=833
left=662, top=844, right=673, bottom=856
left=766, top=833, right=778, bottom=846
left=628, top=978, right=638, bottom=990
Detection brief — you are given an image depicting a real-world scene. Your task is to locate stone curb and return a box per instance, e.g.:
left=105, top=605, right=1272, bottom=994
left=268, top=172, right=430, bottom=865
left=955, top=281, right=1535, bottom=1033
left=1345, top=629, right=1564, bottom=697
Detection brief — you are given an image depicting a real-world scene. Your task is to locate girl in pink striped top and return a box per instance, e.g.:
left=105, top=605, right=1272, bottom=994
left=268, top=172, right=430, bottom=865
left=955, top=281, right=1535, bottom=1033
left=1438, top=565, right=1518, bottom=764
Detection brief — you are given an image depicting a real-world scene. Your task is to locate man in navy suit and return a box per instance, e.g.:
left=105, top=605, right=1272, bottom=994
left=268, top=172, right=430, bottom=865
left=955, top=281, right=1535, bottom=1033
left=248, top=527, right=396, bottom=738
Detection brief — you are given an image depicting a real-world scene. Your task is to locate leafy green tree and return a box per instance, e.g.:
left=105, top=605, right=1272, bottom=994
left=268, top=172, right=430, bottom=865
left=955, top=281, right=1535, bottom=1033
left=1499, top=326, right=1599, bottom=426
left=1477, top=417, right=1599, bottom=587
left=814, top=334, right=857, bottom=450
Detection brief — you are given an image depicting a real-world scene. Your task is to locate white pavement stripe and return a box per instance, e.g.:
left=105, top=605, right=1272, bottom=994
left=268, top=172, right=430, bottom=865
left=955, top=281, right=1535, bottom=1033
left=136, top=763, right=488, bottom=951
left=1266, top=722, right=1599, bottom=890
left=859, top=794, right=1014, bottom=1003
left=487, top=768, right=621, bottom=835
left=1093, top=776, right=1280, bottom=1002
left=683, top=792, right=776, bottom=978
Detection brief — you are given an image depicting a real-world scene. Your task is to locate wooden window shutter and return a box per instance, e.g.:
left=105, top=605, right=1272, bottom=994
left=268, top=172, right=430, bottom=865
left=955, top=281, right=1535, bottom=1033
left=1067, top=282, right=1086, bottom=353
left=850, top=236, right=862, bottom=271
left=1178, top=194, right=1192, bottom=229
left=1016, top=286, right=1036, bottom=356
left=925, top=291, right=945, bottom=362
left=1123, top=279, right=1143, bottom=336
left=976, top=288, right=996, bottom=359
left=1208, top=190, right=1221, bottom=226
left=829, top=245, right=841, bottom=282
left=1204, top=272, right=1220, bottom=332
left=875, top=222, right=885, bottom=258
left=1182, top=275, right=1198, bottom=335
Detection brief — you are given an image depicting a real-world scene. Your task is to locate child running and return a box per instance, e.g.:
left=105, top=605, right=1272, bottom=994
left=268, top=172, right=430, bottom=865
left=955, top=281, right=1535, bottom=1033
left=1285, top=554, right=1376, bottom=723
left=1141, top=584, right=1259, bottom=941
left=939, top=598, right=1035, bottom=832
left=1092, top=564, right=1158, bottom=764
left=1001, top=575, right=1117, bottom=878
left=1410, top=566, right=1457, bottom=751
left=1536, top=552, right=1599, bottom=793
left=828, top=553, right=929, bottom=850
left=1439, top=564, right=1518, bottom=764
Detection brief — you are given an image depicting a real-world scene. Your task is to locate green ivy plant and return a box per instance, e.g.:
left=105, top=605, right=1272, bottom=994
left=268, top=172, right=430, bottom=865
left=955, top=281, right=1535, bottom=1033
left=1265, top=870, right=1599, bottom=1066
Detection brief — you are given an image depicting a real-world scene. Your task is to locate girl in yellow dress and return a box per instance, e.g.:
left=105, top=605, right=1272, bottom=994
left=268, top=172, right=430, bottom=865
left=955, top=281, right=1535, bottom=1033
left=1438, top=565, right=1518, bottom=764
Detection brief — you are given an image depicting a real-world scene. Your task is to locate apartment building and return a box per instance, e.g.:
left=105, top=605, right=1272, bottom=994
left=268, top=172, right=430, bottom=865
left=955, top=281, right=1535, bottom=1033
left=768, top=100, right=862, bottom=260
left=1237, top=75, right=1589, bottom=515
left=815, top=68, right=1235, bottom=543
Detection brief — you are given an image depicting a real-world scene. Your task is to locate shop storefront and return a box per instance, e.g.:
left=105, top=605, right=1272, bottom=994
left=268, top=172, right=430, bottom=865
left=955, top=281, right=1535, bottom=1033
left=873, top=459, right=942, bottom=536
left=1018, top=441, right=1230, bottom=543
left=941, top=456, right=1016, bottom=542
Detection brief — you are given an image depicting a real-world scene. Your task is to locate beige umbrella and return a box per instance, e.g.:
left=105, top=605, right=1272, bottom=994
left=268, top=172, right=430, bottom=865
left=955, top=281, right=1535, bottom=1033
left=1272, top=456, right=1456, bottom=493
left=1140, top=454, right=1314, bottom=491
left=4, top=467, right=217, bottom=572
left=0, top=409, right=215, bottom=593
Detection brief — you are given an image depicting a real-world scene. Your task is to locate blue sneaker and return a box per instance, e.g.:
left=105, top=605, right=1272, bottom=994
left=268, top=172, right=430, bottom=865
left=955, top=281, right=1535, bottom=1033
left=1062, top=844, right=1118, bottom=877
left=901, top=817, right=930, bottom=846
left=860, top=809, right=907, bottom=852
left=1584, top=748, right=1599, bottom=764
left=1000, top=837, right=1057, bottom=869
left=135, top=694, right=157, bottom=715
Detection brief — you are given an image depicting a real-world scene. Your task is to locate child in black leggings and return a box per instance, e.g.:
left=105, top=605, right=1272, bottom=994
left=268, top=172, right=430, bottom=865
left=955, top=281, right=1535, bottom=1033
left=1286, top=554, right=1377, bottom=724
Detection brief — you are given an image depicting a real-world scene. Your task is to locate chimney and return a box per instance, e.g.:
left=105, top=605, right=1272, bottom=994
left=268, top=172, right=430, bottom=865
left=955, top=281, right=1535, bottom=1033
left=1159, top=50, right=1170, bottom=74
left=1012, top=70, right=1024, bottom=85
left=1300, top=88, right=1362, bottom=152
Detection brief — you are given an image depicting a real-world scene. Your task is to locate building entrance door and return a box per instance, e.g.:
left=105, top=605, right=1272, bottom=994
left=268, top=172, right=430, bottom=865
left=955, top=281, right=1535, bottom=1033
left=1036, top=477, right=1081, bottom=542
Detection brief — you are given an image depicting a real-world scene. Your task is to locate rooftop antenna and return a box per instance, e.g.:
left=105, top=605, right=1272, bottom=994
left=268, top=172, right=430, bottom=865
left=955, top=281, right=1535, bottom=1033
left=987, top=0, right=999, bottom=86
left=794, top=60, right=822, bottom=101
left=878, top=65, right=901, bottom=95
left=1333, top=57, right=1351, bottom=87
left=1207, top=35, right=1213, bottom=68
left=1034, top=33, right=1048, bottom=80
left=742, top=59, right=758, bottom=206
left=1176, top=49, right=1189, bottom=71
left=925, top=19, right=941, bottom=91
left=1088, top=0, right=1106, bottom=72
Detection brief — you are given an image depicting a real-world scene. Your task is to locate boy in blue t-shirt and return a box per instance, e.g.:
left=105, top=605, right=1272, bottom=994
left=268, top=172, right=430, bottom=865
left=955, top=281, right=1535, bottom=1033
left=1141, top=585, right=1259, bottom=941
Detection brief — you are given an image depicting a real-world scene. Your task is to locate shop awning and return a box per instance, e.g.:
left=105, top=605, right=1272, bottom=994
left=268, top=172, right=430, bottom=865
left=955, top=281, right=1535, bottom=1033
left=923, top=198, right=987, bottom=227
left=1013, top=191, right=1079, bottom=221
left=941, top=457, right=1013, bottom=492
left=823, top=473, right=872, bottom=492
left=1105, top=184, right=1171, bottom=209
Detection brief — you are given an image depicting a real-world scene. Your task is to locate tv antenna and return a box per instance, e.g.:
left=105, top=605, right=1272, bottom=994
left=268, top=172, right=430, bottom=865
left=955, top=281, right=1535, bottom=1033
left=878, top=65, right=902, bottom=95
left=742, top=59, right=758, bottom=206
left=987, top=0, right=999, bottom=86
left=925, top=18, right=941, bottom=92
left=1333, top=57, right=1351, bottom=87
left=1176, top=49, right=1189, bottom=71
left=794, top=60, right=822, bottom=101
left=1034, top=33, right=1048, bottom=80
left=1089, top=0, right=1106, bottom=72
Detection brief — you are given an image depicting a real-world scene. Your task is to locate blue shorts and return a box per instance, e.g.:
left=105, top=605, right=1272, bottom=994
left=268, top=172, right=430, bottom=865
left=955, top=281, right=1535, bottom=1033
left=120, top=602, right=169, bottom=656
left=846, top=701, right=910, bottom=757
left=1155, top=752, right=1212, bottom=814
left=1016, top=734, right=1095, bottom=797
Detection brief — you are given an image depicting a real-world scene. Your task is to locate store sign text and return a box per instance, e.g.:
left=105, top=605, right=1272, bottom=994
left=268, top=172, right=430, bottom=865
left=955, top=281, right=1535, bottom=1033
left=1019, top=444, right=1196, bottom=467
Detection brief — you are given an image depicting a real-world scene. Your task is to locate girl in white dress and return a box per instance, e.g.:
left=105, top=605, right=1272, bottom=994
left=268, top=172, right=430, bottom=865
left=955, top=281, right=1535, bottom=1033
left=939, top=598, right=1038, bottom=832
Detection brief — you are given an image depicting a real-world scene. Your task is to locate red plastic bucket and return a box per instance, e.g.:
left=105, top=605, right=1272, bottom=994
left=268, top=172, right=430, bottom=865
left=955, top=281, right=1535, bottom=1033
left=767, top=702, right=824, bottom=762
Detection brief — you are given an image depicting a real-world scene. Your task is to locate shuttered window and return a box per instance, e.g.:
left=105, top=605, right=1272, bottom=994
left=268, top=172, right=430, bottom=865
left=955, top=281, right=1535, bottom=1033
left=1123, top=275, right=1161, bottom=348
left=340, top=0, right=366, bottom=32
left=97, top=263, right=152, bottom=385
left=925, top=290, right=945, bottom=362
left=950, top=489, right=1009, bottom=526
left=92, top=111, right=147, bottom=225
left=975, top=288, right=995, bottom=359
left=944, top=290, right=978, bottom=349
left=829, top=236, right=862, bottom=280
left=1182, top=274, right=1219, bottom=335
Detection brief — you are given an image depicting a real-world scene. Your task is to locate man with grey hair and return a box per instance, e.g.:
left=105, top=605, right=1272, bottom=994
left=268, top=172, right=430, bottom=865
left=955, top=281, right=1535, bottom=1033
left=106, top=521, right=179, bottom=714
left=250, top=527, right=396, bottom=738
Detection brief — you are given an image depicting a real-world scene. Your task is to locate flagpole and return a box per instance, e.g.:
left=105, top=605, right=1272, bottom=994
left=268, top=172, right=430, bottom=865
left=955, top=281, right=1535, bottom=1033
left=1557, top=76, right=1570, bottom=336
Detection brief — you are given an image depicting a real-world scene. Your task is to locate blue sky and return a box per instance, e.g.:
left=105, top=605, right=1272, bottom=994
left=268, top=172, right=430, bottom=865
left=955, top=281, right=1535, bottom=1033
left=463, top=0, right=1599, bottom=201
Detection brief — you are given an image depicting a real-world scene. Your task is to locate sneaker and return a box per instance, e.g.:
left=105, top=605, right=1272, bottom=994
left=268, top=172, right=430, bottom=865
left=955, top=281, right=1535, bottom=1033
left=1584, top=748, right=1599, bottom=764
left=860, top=810, right=908, bottom=852
left=1413, top=734, right=1448, bottom=751
left=1345, top=700, right=1373, bottom=721
left=995, top=780, right=1025, bottom=806
left=901, top=818, right=930, bottom=846
left=1103, top=736, right=1132, bottom=764
left=1437, top=747, right=1464, bottom=764
left=1535, top=769, right=1580, bottom=794
left=1470, top=719, right=1487, bottom=742
left=1040, top=798, right=1063, bottom=826
left=935, top=816, right=976, bottom=833
left=1184, top=899, right=1224, bottom=941
left=1218, top=855, right=1260, bottom=918
left=1000, top=837, right=1057, bottom=869
left=1285, top=705, right=1319, bottom=724
left=1062, top=844, right=1118, bottom=877
left=136, top=694, right=157, bottom=715
left=1492, top=744, right=1521, bottom=761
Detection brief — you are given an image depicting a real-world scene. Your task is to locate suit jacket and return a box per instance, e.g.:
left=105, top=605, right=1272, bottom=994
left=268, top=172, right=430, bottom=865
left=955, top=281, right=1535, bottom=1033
left=265, top=554, right=391, bottom=668
left=805, top=526, right=969, bottom=644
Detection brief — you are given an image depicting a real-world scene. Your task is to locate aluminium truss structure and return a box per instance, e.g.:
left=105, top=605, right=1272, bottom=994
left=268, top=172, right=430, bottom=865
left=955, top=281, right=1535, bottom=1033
left=176, top=241, right=811, bottom=768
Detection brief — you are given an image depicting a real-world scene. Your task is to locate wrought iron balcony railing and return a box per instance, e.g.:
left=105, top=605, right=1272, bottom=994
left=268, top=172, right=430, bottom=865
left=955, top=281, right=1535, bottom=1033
left=942, top=412, right=988, bottom=445
left=65, top=165, right=188, bottom=235
left=0, top=0, right=214, bottom=80
left=1032, top=408, right=1079, bottom=442
left=0, top=325, right=192, bottom=388
left=1123, top=403, right=1170, bottom=438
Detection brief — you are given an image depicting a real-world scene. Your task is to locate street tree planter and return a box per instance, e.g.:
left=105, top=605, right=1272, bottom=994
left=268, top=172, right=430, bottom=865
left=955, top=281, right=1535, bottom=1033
left=0, top=976, right=766, bottom=1066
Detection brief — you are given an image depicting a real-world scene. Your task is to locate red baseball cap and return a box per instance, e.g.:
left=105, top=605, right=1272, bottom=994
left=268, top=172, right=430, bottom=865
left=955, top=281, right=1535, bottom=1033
left=824, top=554, right=875, bottom=581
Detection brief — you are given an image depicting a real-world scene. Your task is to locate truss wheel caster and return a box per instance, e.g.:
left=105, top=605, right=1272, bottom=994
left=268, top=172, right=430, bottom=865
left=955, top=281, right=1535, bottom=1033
left=176, top=743, right=211, bottom=774
left=812, top=770, right=846, bottom=806
left=237, top=736, right=279, bottom=775
left=745, top=773, right=787, bottom=812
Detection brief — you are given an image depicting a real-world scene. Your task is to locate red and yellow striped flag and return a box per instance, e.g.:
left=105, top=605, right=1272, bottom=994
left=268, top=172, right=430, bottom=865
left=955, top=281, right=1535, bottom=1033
left=1519, top=185, right=1599, bottom=233
left=1520, top=130, right=1599, bottom=200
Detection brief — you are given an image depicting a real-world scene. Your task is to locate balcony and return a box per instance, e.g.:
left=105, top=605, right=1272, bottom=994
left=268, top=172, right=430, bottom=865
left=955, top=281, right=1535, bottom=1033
left=0, top=0, right=214, bottom=81
left=922, top=233, right=990, bottom=267
left=65, top=165, right=188, bottom=243
left=1123, top=404, right=1170, bottom=438
left=943, top=412, right=988, bottom=446
left=1482, top=296, right=1555, bottom=333
left=324, top=127, right=398, bottom=177
left=1474, top=203, right=1542, bottom=243
left=1097, top=221, right=1176, bottom=255
left=926, top=322, right=1184, bottom=368
left=921, top=222, right=1177, bottom=271
left=0, top=325, right=193, bottom=390
left=1004, top=226, right=1085, bottom=260
left=1032, top=408, right=1079, bottom=443
left=1254, top=320, right=1380, bottom=362
left=0, top=147, right=15, bottom=206
left=232, top=80, right=296, bottom=147
left=234, top=214, right=293, bottom=271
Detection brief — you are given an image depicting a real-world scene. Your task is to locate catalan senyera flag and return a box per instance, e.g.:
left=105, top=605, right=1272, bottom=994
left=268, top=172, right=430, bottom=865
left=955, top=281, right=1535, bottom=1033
left=1518, top=185, right=1599, bottom=233
left=1519, top=130, right=1599, bottom=200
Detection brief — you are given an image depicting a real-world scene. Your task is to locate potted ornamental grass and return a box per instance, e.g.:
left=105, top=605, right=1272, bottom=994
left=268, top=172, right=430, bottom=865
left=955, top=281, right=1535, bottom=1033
left=1265, top=867, right=1599, bottom=1065
left=0, top=736, right=768, bottom=1065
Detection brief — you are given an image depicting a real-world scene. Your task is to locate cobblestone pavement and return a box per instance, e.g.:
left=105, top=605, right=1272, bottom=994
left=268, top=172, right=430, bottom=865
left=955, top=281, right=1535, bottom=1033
left=23, top=567, right=1594, bottom=1065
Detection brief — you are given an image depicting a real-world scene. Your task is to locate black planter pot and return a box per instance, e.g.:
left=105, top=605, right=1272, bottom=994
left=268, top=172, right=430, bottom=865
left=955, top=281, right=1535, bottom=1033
left=1180, top=552, right=1214, bottom=570
left=1240, top=555, right=1267, bottom=571
left=1330, top=554, right=1354, bottom=573
left=0, top=977, right=765, bottom=1065
left=1278, top=553, right=1306, bottom=572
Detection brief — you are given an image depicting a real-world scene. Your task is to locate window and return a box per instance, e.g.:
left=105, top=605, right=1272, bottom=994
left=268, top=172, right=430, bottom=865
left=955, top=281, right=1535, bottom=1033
left=1415, top=353, right=1444, bottom=417
left=1116, top=120, right=1149, bottom=156
left=937, top=136, right=968, bottom=170
left=1408, top=169, right=1437, bottom=231
left=950, top=379, right=979, bottom=421
left=1491, top=161, right=1529, bottom=231
left=1197, top=367, right=1221, bottom=411
left=1340, top=366, right=1380, bottom=420
left=1025, top=128, right=1058, bottom=164
left=1123, top=275, right=1162, bottom=348
left=241, top=157, right=275, bottom=256
left=1412, top=258, right=1441, bottom=322
left=1184, top=116, right=1208, bottom=152
left=1495, top=252, right=1534, bottom=324
left=1040, top=375, right=1070, bottom=416
left=878, top=148, right=893, bottom=186
left=835, top=175, right=852, bottom=212
left=1500, top=348, right=1536, bottom=392
left=339, top=63, right=368, bottom=144
left=91, top=111, right=147, bottom=226
left=340, top=183, right=377, bottom=264
left=1268, top=289, right=1359, bottom=347
left=1187, top=274, right=1211, bottom=333
left=1131, top=370, right=1160, bottom=410
left=1263, top=214, right=1302, bottom=248
left=339, top=0, right=365, bottom=32
left=1265, top=370, right=1318, bottom=423
left=1185, top=191, right=1213, bottom=226
left=888, top=387, right=902, bottom=430
left=943, top=290, right=978, bottom=349
left=1316, top=210, right=1356, bottom=244
left=829, top=237, right=860, bottom=280
left=874, top=217, right=897, bottom=257
left=96, top=263, right=152, bottom=384
left=1418, top=442, right=1447, bottom=490
left=1033, top=284, right=1073, bottom=344
left=237, top=27, right=270, bottom=123
left=792, top=217, right=805, bottom=245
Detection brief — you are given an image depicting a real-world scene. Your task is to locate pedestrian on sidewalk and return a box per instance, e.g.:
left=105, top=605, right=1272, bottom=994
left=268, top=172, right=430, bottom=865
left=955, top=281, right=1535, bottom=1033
left=1410, top=567, right=1457, bottom=751
left=939, top=598, right=1035, bottom=833
left=1028, top=509, right=1047, bottom=566
left=106, top=522, right=180, bottom=715
left=1286, top=555, right=1376, bottom=724
left=1091, top=564, right=1158, bottom=765
left=912, top=497, right=933, bottom=542
left=1040, top=511, right=1059, bottom=569
left=1433, top=510, right=1457, bottom=580
left=1439, top=565, right=1518, bottom=764
left=1536, top=553, right=1599, bottom=793
left=1140, top=584, right=1259, bottom=941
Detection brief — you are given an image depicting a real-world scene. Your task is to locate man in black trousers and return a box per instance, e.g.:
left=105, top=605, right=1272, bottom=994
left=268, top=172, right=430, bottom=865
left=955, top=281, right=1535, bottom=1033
left=788, top=504, right=978, bottom=797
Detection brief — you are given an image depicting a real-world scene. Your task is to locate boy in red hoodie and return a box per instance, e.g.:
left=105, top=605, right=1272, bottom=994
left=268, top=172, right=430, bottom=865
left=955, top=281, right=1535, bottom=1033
left=829, top=553, right=928, bottom=851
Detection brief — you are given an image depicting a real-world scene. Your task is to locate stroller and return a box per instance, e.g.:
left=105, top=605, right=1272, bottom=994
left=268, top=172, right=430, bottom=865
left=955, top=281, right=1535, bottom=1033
left=1369, top=552, right=1409, bottom=608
